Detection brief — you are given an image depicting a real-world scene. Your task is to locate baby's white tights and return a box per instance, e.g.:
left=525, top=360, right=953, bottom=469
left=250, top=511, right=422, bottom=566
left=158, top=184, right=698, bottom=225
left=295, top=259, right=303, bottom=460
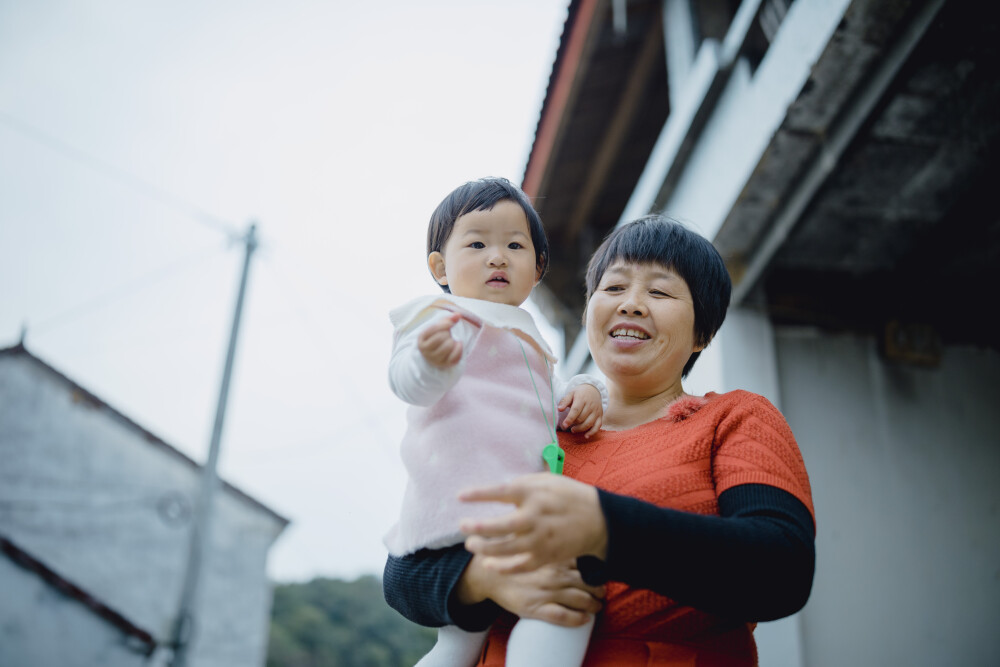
left=414, top=625, right=487, bottom=667
left=506, top=616, right=595, bottom=667
left=414, top=616, right=595, bottom=667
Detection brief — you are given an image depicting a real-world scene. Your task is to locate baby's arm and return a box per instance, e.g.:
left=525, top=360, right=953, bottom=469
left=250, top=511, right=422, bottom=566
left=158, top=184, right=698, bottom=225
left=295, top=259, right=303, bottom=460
left=554, top=374, right=608, bottom=438
left=388, top=311, right=477, bottom=406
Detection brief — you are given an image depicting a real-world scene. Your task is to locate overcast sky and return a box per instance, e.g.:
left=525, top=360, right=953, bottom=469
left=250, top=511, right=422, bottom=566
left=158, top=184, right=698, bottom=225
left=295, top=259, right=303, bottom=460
left=0, top=0, right=569, bottom=582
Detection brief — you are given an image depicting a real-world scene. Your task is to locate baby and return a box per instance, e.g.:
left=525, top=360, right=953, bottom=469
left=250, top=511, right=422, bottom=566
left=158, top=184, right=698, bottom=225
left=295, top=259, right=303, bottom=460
left=385, top=177, right=604, bottom=666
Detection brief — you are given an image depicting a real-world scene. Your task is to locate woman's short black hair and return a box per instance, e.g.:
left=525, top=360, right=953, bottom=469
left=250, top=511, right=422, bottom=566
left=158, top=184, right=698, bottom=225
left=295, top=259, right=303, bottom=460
left=585, top=215, right=732, bottom=377
left=426, top=177, right=549, bottom=292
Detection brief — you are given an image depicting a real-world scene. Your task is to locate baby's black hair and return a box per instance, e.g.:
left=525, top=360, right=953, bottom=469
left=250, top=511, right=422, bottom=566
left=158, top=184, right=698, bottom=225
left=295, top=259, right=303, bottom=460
left=427, top=177, right=549, bottom=292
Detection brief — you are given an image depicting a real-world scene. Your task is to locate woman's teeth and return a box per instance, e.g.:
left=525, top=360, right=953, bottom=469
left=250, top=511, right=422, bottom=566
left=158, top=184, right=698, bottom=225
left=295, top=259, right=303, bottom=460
left=611, top=328, right=649, bottom=339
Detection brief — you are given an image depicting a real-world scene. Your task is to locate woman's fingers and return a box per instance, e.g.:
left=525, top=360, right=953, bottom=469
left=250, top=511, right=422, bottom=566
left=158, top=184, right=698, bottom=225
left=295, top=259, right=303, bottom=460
left=461, top=474, right=609, bottom=566
left=532, top=603, right=595, bottom=628
left=460, top=509, right=533, bottom=537
left=459, top=481, right=526, bottom=505
left=468, top=557, right=605, bottom=627
left=553, top=588, right=604, bottom=616
left=475, top=552, right=534, bottom=573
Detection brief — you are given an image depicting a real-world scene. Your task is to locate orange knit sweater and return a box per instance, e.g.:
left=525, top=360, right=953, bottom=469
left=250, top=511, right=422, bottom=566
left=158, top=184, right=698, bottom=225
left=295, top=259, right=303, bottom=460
left=478, top=390, right=814, bottom=666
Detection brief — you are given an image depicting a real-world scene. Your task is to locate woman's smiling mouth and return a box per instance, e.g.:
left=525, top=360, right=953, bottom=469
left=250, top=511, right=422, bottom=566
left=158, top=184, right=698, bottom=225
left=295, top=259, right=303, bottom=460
left=610, top=327, right=650, bottom=340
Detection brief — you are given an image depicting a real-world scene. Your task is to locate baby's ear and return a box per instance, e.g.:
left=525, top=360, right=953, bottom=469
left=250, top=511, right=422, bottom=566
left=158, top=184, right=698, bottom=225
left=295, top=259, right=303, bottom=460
left=428, top=252, right=448, bottom=286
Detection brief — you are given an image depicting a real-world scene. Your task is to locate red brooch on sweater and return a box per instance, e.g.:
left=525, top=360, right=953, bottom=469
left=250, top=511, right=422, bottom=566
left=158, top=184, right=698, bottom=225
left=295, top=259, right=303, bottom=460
left=665, top=394, right=710, bottom=422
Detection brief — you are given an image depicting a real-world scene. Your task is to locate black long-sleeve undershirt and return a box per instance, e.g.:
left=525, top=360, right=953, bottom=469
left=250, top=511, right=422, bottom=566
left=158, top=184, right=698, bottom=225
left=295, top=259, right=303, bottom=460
left=382, top=483, right=814, bottom=630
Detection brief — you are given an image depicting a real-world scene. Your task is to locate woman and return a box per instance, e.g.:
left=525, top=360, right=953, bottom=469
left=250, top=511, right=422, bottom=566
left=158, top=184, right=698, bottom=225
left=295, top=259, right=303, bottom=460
left=384, top=216, right=815, bottom=665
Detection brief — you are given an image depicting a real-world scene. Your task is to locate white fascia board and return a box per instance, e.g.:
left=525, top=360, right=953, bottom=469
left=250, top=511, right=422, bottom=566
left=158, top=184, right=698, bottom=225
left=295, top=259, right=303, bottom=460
left=624, top=0, right=852, bottom=238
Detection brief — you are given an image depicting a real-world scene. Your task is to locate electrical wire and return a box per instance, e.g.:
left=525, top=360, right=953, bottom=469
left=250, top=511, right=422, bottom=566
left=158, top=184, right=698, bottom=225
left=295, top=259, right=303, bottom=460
left=27, top=240, right=231, bottom=339
left=254, top=252, right=401, bottom=459
left=0, top=111, right=241, bottom=238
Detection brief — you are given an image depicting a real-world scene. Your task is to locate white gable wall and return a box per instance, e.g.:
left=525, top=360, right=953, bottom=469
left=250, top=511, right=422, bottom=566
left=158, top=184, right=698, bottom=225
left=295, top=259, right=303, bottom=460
left=0, top=555, right=148, bottom=667
left=0, top=352, right=285, bottom=667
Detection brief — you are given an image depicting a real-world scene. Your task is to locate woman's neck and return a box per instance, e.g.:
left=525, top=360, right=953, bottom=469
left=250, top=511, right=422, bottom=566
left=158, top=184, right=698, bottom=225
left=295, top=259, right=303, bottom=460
left=603, top=382, right=688, bottom=431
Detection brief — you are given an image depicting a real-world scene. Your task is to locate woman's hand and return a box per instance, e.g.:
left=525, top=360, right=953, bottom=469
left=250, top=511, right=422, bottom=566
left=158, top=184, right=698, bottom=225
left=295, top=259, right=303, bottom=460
left=459, top=473, right=609, bottom=574
left=456, top=555, right=604, bottom=627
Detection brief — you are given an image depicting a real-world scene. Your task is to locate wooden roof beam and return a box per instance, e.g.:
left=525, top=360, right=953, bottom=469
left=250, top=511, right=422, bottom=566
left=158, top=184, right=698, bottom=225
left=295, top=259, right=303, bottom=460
left=564, top=14, right=664, bottom=243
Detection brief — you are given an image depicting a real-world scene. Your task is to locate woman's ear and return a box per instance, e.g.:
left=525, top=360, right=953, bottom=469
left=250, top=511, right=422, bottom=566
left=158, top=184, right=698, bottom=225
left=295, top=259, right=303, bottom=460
left=693, top=334, right=713, bottom=354
left=428, top=251, right=448, bottom=286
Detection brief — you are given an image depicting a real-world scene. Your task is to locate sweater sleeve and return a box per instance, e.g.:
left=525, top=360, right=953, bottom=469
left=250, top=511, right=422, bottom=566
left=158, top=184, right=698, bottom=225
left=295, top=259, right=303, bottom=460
left=382, top=545, right=501, bottom=631
left=388, top=311, right=478, bottom=406
left=592, top=483, right=815, bottom=621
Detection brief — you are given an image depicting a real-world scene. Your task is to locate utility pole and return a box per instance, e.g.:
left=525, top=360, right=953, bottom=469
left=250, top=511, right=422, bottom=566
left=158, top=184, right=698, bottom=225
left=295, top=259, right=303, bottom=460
left=169, top=223, right=258, bottom=667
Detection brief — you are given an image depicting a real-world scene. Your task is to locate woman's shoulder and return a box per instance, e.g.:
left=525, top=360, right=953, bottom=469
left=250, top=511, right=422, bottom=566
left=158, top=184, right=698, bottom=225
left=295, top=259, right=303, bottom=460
left=703, top=389, right=793, bottom=429
left=703, top=389, right=784, bottom=417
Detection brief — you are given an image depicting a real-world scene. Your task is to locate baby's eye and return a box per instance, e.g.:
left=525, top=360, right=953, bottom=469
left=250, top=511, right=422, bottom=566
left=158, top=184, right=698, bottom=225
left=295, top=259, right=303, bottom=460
left=469, top=241, right=486, bottom=249
left=508, top=242, right=523, bottom=250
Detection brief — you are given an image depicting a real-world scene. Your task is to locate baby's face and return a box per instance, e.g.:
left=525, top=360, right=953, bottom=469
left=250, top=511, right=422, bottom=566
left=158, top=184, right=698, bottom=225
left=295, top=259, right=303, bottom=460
left=429, top=200, right=539, bottom=307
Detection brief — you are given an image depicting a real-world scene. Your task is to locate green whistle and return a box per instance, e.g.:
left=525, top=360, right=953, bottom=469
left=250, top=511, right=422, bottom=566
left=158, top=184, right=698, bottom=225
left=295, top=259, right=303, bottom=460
left=542, top=442, right=565, bottom=475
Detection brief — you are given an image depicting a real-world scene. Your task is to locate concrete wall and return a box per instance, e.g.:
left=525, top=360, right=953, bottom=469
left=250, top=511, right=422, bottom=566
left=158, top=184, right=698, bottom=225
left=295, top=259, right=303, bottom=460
left=0, top=352, right=285, bottom=666
left=774, top=328, right=1000, bottom=666
left=0, top=555, right=147, bottom=667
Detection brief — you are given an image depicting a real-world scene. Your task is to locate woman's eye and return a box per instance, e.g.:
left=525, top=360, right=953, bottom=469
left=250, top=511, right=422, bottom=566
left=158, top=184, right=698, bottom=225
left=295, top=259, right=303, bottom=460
left=603, top=285, right=624, bottom=292
left=650, top=290, right=668, bottom=297
left=469, top=241, right=485, bottom=249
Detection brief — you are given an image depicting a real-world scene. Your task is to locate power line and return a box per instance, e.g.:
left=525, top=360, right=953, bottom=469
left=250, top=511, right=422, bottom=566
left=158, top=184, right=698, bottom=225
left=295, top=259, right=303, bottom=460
left=0, top=111, right=241, bottom=238
left=257, top=253, right=401, bottom=459
left=26, top=240, right=230, bottom=339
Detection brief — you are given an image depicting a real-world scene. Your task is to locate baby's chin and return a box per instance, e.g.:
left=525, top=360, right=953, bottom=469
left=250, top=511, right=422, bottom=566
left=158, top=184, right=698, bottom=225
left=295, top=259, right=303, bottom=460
left=452, top=290, right=530, bottom=308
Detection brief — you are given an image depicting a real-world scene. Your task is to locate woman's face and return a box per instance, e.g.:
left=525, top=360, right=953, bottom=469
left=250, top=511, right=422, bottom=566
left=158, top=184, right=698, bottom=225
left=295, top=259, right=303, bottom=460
left=586, top=261, right=703, bottom=397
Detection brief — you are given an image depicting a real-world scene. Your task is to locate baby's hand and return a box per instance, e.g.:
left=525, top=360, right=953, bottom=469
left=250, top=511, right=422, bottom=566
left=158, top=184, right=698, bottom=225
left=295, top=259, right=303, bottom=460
left=418, top=313, right=463, bottom=368
left=558, top=384, right=603, bottom=438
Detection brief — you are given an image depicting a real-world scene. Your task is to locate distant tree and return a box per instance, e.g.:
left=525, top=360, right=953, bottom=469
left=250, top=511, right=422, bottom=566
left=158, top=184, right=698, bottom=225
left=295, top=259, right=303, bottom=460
left=267, top=575, right=436, bottom=667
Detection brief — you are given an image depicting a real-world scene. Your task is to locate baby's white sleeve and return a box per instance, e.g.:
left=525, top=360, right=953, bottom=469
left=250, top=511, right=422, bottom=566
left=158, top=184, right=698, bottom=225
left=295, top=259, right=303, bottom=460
left=388, top=311, right=478, bottom=406
left=553, top=372, right=610, bottom=411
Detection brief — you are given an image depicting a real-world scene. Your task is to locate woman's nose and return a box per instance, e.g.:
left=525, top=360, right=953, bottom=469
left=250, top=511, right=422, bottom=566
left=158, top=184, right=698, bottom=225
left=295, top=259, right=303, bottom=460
left=618, top=295, right=646, bottom=316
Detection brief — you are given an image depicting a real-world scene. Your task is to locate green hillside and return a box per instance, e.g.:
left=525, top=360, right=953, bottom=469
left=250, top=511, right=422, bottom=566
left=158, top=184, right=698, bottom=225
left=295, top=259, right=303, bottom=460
left=267, top=575, right=436, bottom=667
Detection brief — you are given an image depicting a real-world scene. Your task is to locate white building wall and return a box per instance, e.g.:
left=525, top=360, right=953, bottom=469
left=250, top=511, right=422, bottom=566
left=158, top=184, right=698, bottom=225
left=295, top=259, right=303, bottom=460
left=773, top=329, right=1000, bottom=666
left=0, top=555, right=147, bottom=667
left=0, top=352, right=284, bottom=667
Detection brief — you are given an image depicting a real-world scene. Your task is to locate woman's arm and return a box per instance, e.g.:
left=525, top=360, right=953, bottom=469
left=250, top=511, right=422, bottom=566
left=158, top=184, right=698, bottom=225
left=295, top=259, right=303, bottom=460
left=383, top=546, right=604, bottom=630
left=462, top=477, right=814, bottom=622
left=596, top=483, right=814, bottom=621
left=383, top=545, right=500, bottom=630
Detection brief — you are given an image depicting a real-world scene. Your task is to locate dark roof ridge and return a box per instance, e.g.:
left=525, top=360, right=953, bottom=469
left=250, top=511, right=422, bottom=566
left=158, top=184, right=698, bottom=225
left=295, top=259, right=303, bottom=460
left=0, top=343, right=289, bottom=528
left=1, top=533, right=157, bottom=656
